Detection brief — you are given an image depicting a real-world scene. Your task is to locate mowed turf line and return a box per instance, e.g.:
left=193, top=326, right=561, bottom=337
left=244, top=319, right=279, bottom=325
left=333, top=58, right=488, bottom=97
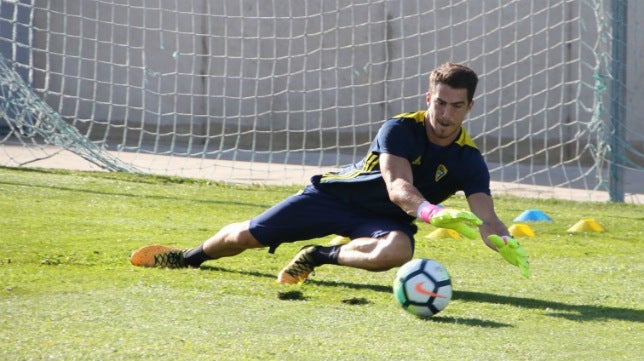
left=0, top=167, right=642, bottom=361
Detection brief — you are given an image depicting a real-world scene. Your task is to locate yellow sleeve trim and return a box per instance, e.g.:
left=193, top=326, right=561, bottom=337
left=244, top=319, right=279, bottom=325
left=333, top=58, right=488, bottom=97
left=320, top=152, right=380, bottom=181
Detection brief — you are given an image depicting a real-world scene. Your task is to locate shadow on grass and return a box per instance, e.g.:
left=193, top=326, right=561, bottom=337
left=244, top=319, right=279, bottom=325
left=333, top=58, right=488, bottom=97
left=427, top=315, right=510, bottom=328
left=201, top=265, right=644, bottom=324
left=453, top=290, right=644, bottom=323
left=202, top=265, right=510, bottom=328
left=201, top=264, right=391, bottom=291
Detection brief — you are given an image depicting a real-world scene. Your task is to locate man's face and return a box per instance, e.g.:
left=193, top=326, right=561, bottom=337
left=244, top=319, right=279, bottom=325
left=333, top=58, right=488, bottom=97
left=425, top=83, right=474, bottom=145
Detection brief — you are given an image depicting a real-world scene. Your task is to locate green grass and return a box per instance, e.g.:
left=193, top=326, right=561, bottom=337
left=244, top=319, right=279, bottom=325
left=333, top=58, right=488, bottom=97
left=1, top=166, right=642, bottom=361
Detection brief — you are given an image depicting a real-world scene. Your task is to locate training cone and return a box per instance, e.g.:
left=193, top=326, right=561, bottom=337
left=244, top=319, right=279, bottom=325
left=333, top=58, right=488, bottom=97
left=513, top=209, right=552, bottom=222
left=509, top=223, right=536, bottom=237
left=567, top=219, right=604, bottom=233
left=426, top=228, right=461, bottom=240
left=329, top=235, right=351, bottom=246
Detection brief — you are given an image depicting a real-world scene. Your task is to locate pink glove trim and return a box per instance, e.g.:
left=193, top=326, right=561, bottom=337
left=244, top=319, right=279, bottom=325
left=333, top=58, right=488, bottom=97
left=417, top=201, right=442, bottom=223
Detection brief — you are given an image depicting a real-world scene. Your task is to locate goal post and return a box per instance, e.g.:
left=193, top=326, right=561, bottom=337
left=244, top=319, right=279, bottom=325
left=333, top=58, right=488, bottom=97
left=0, top=0, right=641, bottom=201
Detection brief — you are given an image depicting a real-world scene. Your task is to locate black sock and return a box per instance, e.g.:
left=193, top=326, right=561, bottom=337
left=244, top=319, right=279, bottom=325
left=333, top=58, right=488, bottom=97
left=183, top=245, right=213, bottom=267
left=310, top=245, right=341, bottom=266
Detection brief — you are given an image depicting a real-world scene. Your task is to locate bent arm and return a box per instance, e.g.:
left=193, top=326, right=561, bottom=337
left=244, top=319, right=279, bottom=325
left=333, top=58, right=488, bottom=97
left=466, top=192, right=509, bottom=250
left=379, top=153, right=425, bottom=216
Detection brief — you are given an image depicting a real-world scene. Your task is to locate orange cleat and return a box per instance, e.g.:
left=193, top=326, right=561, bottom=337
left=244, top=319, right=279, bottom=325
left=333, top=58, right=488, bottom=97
left=277, top=245, right=319, bottom=284
left=130, top=245, right=188, bottom=268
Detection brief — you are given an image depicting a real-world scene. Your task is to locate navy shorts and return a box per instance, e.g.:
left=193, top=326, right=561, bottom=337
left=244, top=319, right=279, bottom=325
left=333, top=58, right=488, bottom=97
left=248, top=184, right=418, bottom=253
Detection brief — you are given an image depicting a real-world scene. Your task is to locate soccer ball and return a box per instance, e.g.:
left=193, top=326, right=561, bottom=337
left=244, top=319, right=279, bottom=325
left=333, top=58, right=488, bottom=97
left=393, top=258, right=452, bottom=318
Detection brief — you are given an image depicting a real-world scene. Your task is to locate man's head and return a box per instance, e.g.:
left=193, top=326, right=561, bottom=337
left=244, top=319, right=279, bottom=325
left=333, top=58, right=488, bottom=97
left=429, top=62, right=478, bottom=104
left=424, top=62, right=478, bottom=146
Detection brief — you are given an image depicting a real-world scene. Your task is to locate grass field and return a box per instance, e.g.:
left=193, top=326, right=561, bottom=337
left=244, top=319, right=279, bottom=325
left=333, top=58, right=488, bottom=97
left=1, top=167, right=642, bottom=360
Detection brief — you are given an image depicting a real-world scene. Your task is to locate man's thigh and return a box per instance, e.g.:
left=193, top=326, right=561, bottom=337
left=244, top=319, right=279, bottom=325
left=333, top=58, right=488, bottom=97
left=249, top=185, right=417, bottom=252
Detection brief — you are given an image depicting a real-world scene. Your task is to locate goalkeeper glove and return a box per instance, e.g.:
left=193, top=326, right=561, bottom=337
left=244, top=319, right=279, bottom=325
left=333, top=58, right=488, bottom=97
left=488, top=235, right=530, bottom=278
left=417, top=201, right=483, bottom=240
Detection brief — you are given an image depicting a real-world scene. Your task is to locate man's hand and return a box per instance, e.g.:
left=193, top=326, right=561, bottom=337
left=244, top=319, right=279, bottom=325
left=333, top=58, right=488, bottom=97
left=417, top=202, right=483, bottom=239
left=488, top=235, right=530, bottom=278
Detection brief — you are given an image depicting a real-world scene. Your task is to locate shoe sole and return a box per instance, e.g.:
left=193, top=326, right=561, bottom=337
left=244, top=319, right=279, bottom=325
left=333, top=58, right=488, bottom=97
left=130, top=244, right=180, bottom=267
left=277, top=271, right=308, bottom=284
left=276, top=245, right=317, bottom=284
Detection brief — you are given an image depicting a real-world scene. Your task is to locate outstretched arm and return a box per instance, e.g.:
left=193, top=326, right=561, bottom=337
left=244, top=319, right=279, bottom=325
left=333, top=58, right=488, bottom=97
left=466, top=192, right=509, bottom=249
left=467, top=192, right=530, bottom=278
left=380, top=153, right=482, bottom=239
left=379, top=152, right=426, bottom=216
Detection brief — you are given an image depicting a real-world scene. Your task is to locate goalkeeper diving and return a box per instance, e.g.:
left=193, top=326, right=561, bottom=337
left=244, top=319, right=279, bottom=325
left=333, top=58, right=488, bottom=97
left=131, top=62, right=530, bottom=281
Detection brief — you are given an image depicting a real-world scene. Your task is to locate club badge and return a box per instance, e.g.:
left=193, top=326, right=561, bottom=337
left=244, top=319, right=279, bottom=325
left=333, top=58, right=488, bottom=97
left=435, top=164, right=448, bottom=182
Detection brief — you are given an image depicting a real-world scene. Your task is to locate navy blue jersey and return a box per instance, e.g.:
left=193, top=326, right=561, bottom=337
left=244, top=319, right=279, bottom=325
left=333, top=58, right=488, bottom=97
left=311, top=111, right=490, bottom=221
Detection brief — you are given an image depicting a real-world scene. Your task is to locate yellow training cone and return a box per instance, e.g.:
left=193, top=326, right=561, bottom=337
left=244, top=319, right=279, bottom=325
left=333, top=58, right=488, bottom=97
left=329, top=235, right=351, bottom=245
left=509, top=223, right=536, bottom=237
left=567, top=218, right=604, bottom=233
left=426, top=228, right=461, bottom=240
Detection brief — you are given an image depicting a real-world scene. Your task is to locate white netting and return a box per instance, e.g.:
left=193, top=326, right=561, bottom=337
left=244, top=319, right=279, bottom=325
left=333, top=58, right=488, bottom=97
left=0, top=0, right=642, bottom=201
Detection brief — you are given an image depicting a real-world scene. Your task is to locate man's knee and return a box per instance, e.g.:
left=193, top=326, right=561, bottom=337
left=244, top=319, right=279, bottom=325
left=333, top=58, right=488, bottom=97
left=371, top=232, right=413, bottom=270
left=220, top=221, right=263, bottom=249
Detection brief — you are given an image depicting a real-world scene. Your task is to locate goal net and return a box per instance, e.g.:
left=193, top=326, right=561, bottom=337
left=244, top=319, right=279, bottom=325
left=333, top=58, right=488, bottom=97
left=1, top=0, right=642, bottom=201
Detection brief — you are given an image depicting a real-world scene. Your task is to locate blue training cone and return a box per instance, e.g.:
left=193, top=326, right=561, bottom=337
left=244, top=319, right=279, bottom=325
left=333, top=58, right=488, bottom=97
left=513, top=209, right=552, bottom=222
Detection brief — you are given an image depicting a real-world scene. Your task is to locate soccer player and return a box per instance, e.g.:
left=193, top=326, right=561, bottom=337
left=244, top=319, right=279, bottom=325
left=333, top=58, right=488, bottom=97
left=130, top=62, right=530, bottom=281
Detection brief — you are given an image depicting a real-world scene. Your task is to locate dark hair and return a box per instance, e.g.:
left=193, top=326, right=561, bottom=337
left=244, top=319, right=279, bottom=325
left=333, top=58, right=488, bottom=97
left=429, top=62, right=478, bottom=103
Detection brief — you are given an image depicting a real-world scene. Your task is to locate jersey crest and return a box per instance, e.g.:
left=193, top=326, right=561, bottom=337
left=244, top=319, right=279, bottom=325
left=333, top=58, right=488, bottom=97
left=435, top=164, right=448, bottom=182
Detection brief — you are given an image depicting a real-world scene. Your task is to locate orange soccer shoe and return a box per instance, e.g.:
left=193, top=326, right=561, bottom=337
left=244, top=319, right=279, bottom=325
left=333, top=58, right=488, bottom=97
left=277, top=245, right=319, bottom=284
left=130, top=245, right=188, bottom=268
